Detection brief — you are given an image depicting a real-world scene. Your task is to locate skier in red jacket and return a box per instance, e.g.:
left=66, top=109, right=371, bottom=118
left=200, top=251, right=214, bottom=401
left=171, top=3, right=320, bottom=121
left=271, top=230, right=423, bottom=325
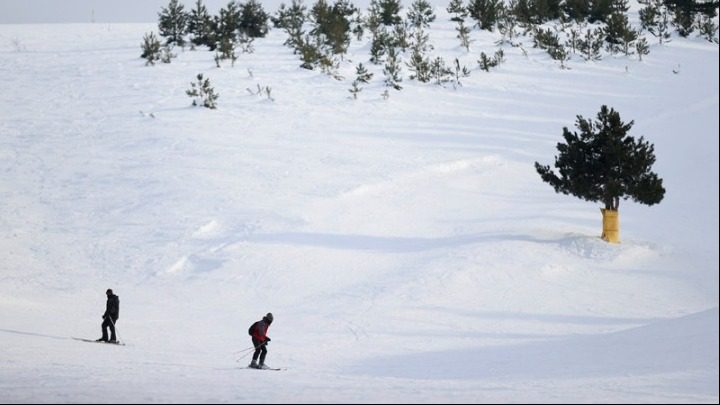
left=248, top=313, right=273, bottom=369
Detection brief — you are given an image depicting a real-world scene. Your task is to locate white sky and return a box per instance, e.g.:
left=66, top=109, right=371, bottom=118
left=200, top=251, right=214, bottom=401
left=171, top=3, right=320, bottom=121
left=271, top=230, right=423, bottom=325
left=0, top=0, right=336, bottom=24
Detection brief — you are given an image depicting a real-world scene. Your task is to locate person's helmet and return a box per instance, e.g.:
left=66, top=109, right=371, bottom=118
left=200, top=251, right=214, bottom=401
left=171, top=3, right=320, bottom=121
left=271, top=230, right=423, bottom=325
left=106, top=289, right=113, bottom=296
left=264, top=313, right=274, bottom=323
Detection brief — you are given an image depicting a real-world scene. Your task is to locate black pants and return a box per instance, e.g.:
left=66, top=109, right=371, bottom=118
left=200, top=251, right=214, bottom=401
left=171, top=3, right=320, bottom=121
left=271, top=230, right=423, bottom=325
left=252, top=338, right=267, bottom=364
left=101, top=317, right=117, bottom=341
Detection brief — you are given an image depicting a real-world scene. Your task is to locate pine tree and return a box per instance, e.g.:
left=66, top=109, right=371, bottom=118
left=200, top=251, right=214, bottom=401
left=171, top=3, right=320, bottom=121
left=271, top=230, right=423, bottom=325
left=383, top=46, right=403, bottom=90
left=158, top=0, right=189, bottom=47
left=533, top=27, right=560, bottom=49
left=352, top=12, right=365, bottom=41
left=430, top=56, right=452, bottom=85
left=332, top=0, right=358, bottom=54
left=239, top=0, right=270, bottom=38
left=409, top=25, right=432, bottom=53
left=186, top=74, right=220, bottom=109
left=604, top=12, right=637, bottom=54
left=620, top=25, right=638, bottom=55
left=393, top=21, right=411, bottom=51
left=635, top=37, right=650, bottom=60
left=447, top=0, right=468, bottom=22
left=311, top=0, right=332, bottom=31
left=495, top=48, right=505, bottom=62
left=370, top=28, right=393, bottom=64
left=349, top=80, right=363, bottom=99
left=672, top=8, right=696, bottom=37
left=406, top=26, right=432, bottom=81
left=406, top=47, right=431, bottom=81
left=369, top=0, right=403, bottom=26
left=141, top=32, right=162, bottom=65
left=665, top=0, right=720, bottom=17
left=350, top=62, right=374, bottom=99
left=214, top=36, right=238, bottom=67
left=511, top=0, right=533, bottom=24
left=563, top=0, right=591, bottom=22
left=548, top=44, right=570, bottom=68
left=296, top=33, right=336, bottom=71
left=188, top=0, right=214, bottom=47
left=610, top=0, right=629, bottom=14
left=565, top=26, right=581, bottom=54
left=477, top=49, right=504, bottom=71
left=588, top=0, right=614, bottom=23
left=309, top=0, right=357, bottom=56
left=214, top=1, right=242, bottom=50
left=578, top=27, right=604, bottom=60
left=275, top=0, right=308, bottom=51
left=468, top=0, right=503, bottom=30
left=535, top=105, right=665, bottom=242
left=407, top=0, right=436, bottom=28
left=532, top=0, right=563, bottom=23
left=365, top=2, right=382, bottom=34
left=298, top=34, right=321, bottom=69
left=298, top=35, right=326, bottom=70
left=456, top=20, right=473, bottom=51
left=451, top=58, right=471, bottom=87
left=355, top=62, right=374, bottom=83
left=697, top=14, right=719, bottom=43
left=496, top=12, right=519, bottom=46
left=273, top=2, right=290, bottom=28
left=509, top=0, right=562, bottom=24
left=274, top=0, right=307, bottom=30
left=639, top=0, right=672, bottom=44
left=286, top=26, right=306, bottom=52
left=478, top=52, right=493, bottom=71
left=665, top=0, right=719, bottom=38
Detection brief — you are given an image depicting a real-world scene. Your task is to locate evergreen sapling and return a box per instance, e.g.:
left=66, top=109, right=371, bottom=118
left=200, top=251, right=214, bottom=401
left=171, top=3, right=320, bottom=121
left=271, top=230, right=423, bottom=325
left=383, top=46, right=403, bottom=90
left=141, top=32, right=162, bottom=65
left=158, top=0, right=189, bottom=47
left=407, top=0, right=436, bottom=28
left=186, top=73, right=220, bottom=109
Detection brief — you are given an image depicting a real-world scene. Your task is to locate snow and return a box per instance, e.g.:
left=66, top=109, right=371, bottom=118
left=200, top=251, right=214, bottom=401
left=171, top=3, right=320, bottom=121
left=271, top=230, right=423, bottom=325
left=0, top=9, right=718, bottom=403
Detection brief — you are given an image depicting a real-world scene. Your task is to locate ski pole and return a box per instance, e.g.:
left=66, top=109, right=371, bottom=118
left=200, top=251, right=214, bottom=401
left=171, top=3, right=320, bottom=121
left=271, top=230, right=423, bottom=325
left=236, top=341, right=268, bottom=362
left=233, top=346, right=257, bottom=354
left=107, top=316, right=120, bottom=343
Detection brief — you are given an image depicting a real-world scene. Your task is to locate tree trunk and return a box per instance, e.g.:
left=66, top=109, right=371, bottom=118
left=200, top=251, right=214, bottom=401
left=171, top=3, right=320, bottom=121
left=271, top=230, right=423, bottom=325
left=604, top=197, right=620, bottom=211
left=601, top=208, right=620, bottom=243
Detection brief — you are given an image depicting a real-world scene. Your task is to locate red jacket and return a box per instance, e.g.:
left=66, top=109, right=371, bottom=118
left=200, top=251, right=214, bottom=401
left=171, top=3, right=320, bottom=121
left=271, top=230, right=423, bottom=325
left=250, top=320, right=270, bottom=342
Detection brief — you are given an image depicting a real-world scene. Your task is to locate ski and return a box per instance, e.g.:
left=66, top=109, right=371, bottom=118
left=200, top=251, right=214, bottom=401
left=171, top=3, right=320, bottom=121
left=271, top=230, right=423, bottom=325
left=243, top=366, right=284, bottom=371
left=72, top=337, right=125, bottom=346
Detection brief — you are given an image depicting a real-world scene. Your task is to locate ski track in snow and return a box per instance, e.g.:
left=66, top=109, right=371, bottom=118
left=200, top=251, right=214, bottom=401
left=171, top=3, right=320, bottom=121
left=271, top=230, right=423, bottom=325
left=0, top=9, right=718, bottom=403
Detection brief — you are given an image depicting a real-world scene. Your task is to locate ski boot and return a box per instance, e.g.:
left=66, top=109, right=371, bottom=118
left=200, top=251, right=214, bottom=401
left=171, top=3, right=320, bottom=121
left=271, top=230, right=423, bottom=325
left=249, top=360, right=260, bottom=369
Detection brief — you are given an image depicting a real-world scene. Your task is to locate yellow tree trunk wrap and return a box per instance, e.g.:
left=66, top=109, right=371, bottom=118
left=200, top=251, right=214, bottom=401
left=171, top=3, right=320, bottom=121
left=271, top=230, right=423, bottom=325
left=601, top=209, right=620, bottom=243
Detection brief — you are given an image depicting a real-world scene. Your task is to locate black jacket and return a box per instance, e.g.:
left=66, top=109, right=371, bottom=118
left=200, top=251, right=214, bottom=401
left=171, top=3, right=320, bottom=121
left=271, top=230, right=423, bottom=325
left=103, top=294, right=120, bottom=321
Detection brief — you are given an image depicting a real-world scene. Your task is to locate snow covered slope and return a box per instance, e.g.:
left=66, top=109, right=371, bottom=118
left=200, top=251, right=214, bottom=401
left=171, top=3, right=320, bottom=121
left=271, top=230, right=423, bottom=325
left=0, top=12, right=718, bottom=403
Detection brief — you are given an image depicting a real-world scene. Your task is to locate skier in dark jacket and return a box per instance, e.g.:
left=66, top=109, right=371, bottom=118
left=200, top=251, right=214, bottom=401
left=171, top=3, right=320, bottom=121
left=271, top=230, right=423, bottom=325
left=97, top=289, right=120, bottom=343
left=248, top=313, right=273, bottom=369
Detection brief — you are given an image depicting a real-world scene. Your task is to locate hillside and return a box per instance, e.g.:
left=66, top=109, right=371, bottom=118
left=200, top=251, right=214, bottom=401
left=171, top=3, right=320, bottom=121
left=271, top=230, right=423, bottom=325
left=0, top=8, right=718, bottom=402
